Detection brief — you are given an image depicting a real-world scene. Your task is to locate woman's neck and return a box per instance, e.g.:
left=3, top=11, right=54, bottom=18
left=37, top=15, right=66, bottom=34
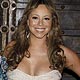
left=29, top=35, right=47, bottom=50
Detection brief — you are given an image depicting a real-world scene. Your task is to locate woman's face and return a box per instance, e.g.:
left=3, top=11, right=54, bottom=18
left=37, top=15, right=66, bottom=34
left=27, top=4, right=52, bottom=39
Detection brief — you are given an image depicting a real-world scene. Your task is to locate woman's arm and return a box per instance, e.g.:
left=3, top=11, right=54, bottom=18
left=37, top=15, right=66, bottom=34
left=60, top=45, right=80, bottom=77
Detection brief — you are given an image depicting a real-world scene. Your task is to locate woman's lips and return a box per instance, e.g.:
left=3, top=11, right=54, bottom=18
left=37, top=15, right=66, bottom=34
left=35, top=28, right=45, bottom=32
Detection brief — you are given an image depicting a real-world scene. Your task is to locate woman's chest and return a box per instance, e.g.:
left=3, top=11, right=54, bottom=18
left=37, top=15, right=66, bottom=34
left=17, top=55, right=51, bottom=76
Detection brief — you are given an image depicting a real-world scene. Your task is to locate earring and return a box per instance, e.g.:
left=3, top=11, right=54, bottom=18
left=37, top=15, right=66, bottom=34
left=27, top=33, right=30, bottom=38
left=46, top=33, right=49, bottom=38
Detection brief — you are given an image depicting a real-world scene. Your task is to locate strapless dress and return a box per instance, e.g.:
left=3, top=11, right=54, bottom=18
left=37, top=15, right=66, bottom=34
left=7, top=69, right=62, bottom=80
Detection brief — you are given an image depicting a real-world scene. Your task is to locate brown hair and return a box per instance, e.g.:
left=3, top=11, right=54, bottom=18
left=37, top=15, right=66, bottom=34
left=5, top=0, right=65, bottom=72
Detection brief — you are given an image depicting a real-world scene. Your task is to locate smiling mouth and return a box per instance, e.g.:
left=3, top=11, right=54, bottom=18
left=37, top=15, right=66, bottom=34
left=35, top=28, right=45, bottom=32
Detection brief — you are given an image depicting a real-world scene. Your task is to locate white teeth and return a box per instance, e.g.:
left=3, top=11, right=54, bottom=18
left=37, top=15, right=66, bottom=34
left=35, top=28, right=45, bottom=32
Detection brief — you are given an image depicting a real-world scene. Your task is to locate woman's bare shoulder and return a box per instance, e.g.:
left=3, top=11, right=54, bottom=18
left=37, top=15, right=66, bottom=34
left=59, top=45, right=77, bottom=55
left=59, top=45, right=79, bottom=63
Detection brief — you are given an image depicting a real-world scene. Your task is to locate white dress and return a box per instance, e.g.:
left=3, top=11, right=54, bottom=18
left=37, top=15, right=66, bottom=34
left=7, top=69, right=62, bottom=80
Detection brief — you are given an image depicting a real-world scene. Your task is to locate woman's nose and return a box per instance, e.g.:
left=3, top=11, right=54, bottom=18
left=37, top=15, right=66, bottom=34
left=38, top=19, right=43, bottom=26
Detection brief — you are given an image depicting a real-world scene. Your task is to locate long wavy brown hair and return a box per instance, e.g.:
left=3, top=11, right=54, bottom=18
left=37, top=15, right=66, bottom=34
left=4, top=0, right=66, bottom=72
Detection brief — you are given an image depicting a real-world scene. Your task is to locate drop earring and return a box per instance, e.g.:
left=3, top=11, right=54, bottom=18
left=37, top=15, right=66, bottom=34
left=27, top=32, right=30, bottom=38
left=46, top=33, right=49, bottom=38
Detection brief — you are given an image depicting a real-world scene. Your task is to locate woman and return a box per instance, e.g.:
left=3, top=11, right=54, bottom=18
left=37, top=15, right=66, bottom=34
left=3, top=0, right=80, bottom=80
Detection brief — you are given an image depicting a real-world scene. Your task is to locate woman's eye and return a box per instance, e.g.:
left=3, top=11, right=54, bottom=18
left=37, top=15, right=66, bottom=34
left=44, top=18, right=50, bottom=20
left=32, top=17, right=38, bottom=19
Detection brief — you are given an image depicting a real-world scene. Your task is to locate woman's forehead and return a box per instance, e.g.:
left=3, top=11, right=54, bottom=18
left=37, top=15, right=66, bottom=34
left=30, top=4, right=52, bottom=16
